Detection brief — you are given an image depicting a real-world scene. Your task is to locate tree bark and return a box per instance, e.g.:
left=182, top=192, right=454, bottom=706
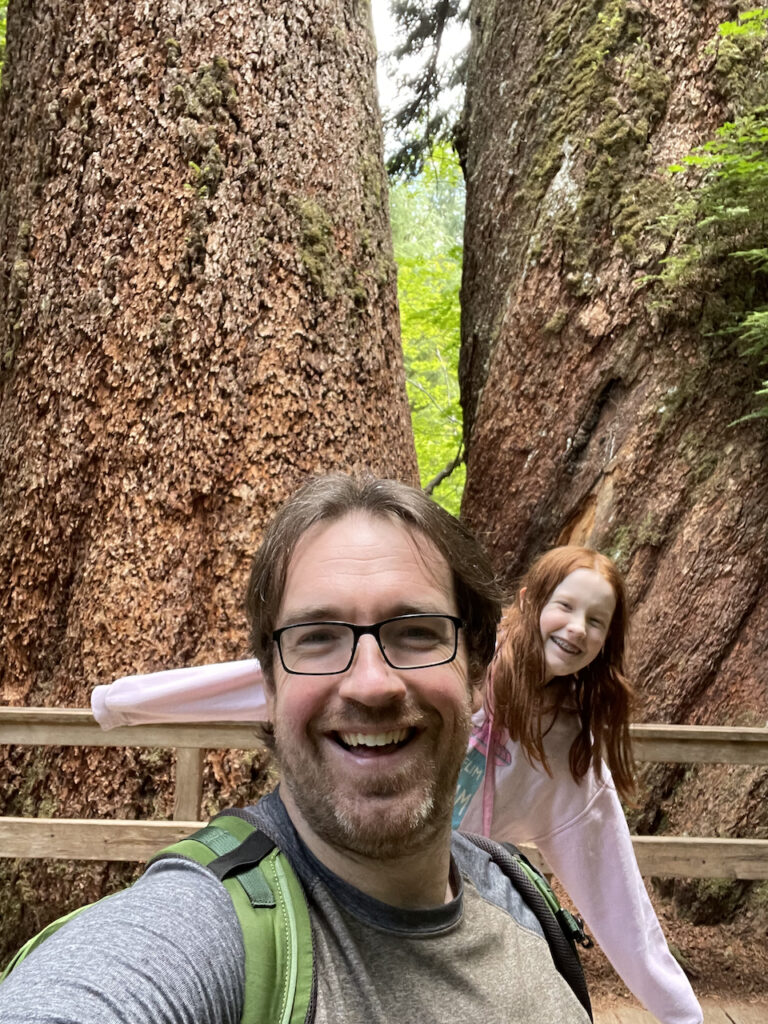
left=459, top=0, right=767, bottom=912
left=0, top=0, right=416, bottom=955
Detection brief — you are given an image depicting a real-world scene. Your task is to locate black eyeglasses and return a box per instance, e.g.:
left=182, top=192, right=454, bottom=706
left=272, top=614, right=464, bottom=676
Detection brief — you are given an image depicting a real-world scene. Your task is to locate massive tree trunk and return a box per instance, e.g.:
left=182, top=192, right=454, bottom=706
left=0, top=0, right=416, bottom=954
left=459, top=0, right=767, bottom=947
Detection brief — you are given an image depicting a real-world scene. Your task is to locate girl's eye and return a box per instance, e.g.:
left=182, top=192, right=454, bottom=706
left=589, top=619, right=605, bottom=629
left=556, top=600, right=571, bottom=610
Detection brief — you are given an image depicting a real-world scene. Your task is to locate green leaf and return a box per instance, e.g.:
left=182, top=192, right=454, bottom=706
left=0, top=3, right=7, bottom=87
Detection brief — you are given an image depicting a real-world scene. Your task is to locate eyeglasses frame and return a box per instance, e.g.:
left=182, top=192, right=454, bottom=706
left=272, top=613, right=465, bottom=676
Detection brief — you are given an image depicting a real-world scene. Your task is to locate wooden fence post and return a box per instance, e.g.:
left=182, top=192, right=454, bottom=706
left=173, top=747, right=204, bottom=822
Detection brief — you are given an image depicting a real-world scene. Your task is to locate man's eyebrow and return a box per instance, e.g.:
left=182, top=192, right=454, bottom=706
left=277, top=602, right=454, bottom=627
left=277, top=607, right=339, bottom=627
left=380, top=603, right=454, bottom=619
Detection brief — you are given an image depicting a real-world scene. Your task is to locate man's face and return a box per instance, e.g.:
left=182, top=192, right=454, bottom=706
left=267, top=511, right=480, bottom=859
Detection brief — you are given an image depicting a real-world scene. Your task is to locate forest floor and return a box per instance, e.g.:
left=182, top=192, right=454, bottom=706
left=566, top=881, right=768, bottom=1010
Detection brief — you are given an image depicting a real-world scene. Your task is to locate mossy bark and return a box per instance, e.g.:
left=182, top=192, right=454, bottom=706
left=460, top=0, right=767, bottom=920
left=0, top=0, right=416, bottom=959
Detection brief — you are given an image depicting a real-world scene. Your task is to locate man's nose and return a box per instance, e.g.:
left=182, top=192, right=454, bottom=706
left=337, top=635, right=407, bottom=705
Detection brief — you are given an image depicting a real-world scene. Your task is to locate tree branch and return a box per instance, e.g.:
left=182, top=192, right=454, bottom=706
left=423, top=445, right=464, bottom=495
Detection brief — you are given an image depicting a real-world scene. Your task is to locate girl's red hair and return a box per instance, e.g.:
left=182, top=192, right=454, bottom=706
left=492, top=546, right=636, bottom=801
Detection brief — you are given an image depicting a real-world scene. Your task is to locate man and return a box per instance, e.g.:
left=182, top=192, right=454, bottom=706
left=2, top=474, right=590, bottom=1023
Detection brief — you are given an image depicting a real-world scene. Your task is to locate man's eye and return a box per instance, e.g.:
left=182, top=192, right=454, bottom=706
left=389, top=623, right=443, bottom=647
left=294, top=627, right=344, bottom=647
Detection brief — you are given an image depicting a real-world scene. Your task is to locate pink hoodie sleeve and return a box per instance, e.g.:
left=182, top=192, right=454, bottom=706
left=535, top=781, right=703, bottom=1024
left=91, top=660, right=268, bottom=729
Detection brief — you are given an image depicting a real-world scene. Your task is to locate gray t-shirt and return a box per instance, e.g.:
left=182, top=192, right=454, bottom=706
left=1, top=790, right=589, bottom=1023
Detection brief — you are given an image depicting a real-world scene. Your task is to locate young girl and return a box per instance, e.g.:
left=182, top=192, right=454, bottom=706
left=452, top=547, right=701, bottom=1024
left=91, top=546, right=702, bottom=1024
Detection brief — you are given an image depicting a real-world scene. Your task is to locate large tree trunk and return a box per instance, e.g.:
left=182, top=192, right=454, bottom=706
left=0, top=0, right=416, bottom=955
left=459, top=0, right=767, bottom=942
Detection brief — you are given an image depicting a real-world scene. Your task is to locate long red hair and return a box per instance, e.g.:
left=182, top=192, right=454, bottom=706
left=491, top=546, right=636, bottom=801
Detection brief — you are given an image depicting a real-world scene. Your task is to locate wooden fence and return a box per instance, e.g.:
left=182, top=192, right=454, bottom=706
left=1, top=708, right=767, bottom=879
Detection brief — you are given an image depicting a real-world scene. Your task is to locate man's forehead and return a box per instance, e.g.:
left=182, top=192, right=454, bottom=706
left=290, top=509, right=443, bottom=558
left=280, top=511, right=454, bottom=615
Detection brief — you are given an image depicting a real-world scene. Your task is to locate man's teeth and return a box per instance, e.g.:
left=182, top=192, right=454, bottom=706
left=338, top=729, right=409, bottom=748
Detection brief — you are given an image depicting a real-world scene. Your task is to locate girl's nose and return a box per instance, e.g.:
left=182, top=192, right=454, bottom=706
left=567, top=615, right=586, bottom=638
left=337, top=635, right=407, bottom=706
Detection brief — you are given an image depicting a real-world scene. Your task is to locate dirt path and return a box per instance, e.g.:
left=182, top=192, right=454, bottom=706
left=592, top=998, right=768, bottom=1023
left=563, top=883, right=768, bottom=1011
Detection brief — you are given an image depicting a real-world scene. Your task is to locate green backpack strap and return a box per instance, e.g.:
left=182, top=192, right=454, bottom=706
left=0, top=820, right=255, bottom=985
left=508, top=847, right=593, bottom=950
left=151, top=815, right=314, bottom=1024
left=2, top=816, right=314, bottom=1024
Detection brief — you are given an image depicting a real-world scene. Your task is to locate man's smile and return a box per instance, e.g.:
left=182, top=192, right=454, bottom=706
left=335, top=727, right=416, bottom=753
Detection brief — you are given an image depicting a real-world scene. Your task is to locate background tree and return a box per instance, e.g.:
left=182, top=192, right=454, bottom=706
left=654, top=10, right=768, bottom=419
left=459, top=0, right=767, bottom=942
left=0, top=0, right=416, bottom=956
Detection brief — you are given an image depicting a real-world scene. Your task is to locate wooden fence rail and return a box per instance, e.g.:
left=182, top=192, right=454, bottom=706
left=1, top=708, right=767, bottom=879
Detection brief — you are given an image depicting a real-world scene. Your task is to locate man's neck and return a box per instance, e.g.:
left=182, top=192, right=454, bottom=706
left=280, top=788, right=456, bottom=908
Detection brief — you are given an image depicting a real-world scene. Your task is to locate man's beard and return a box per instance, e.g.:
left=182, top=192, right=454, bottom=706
left=273, top=700, right=473, bottom=860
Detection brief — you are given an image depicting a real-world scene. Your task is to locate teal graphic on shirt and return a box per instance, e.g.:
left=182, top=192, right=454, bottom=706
left=452, top=743, right=487, bottom=829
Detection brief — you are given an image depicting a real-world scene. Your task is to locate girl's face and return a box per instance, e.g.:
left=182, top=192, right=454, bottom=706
left=538, top=568, right=617, bottom=682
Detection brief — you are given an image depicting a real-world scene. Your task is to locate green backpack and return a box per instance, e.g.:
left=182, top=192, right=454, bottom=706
left=1, top=816, right=592, bottom=1023
left=1, top=815, right=314, bottom=1024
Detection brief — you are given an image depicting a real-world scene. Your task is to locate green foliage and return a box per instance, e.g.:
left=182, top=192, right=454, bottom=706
left=718, top=8, right=768, bottom=37
left=0, top=3, right=7, bottom=87
left=652, top=11, right=768, bottom=420
left=390, top=144, right=465, bottom=514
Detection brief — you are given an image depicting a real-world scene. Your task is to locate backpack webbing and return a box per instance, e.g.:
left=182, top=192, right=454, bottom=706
left=465, top=833, right=593, bottom=1021
left=150, top=815, right=314, bottom=1024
